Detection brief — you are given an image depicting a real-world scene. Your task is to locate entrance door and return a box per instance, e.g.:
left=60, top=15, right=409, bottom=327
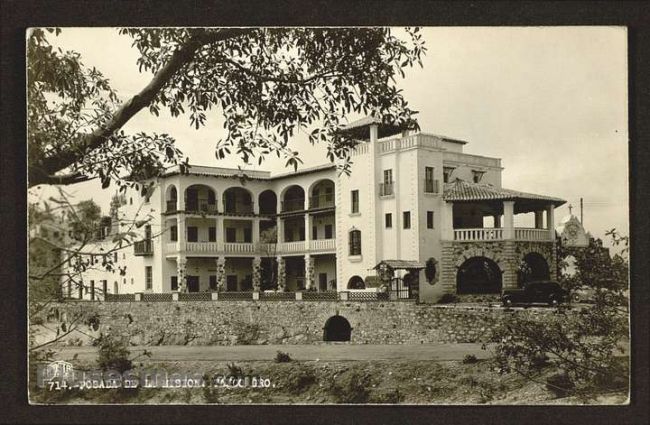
left=226, top=275, right=238, bottom=292
left=319, top=273, right=328, bottom=291
left=187, top=276, right=200, bottom=292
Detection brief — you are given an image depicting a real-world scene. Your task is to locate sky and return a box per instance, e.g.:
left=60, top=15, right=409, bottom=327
left=28, top=27, right=629, bottom=249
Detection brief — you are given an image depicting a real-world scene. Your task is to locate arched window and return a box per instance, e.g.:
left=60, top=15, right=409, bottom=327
left=349, top=229, right=361, bottom=255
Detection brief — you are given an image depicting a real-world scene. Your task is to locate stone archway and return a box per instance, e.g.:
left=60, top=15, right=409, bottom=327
left=456, top=256, right=503, bottom=294
left=518, top=252, right=551, bottom=286
left=347, top=275, right=365, bottom=289
left=323, top=315, right=352, bottom=342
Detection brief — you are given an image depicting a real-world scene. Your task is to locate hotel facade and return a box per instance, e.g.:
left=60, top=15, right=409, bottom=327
left=68, top=118, right=565, bottom=303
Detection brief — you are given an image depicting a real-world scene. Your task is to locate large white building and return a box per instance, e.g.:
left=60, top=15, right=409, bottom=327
left=67, top=118, right=566, bottom=303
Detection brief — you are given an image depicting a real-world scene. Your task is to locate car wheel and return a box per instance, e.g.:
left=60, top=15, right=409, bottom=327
left=549, top=296, right=560, bottom=307
left=502, top=296, right=513, bottom=307
left=572, top=293, right=581, bottom=303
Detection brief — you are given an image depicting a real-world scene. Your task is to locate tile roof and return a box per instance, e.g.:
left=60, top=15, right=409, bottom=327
left=443, top=179, right=566, bottom=206
left=373, top=260, right=426, bottom=270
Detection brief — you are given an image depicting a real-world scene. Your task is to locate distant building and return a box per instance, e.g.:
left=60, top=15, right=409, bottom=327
left=66, top=117, right=566, bottom=302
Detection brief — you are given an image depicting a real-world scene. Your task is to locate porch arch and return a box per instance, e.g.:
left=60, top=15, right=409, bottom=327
left=323, top=315, right=351, bottom=342
left=456, top=256, right=503, bottom=294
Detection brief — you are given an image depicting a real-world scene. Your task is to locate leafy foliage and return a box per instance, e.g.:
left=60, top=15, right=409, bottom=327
left=28, top=28, right=184, bottom=189
left=96, top=334, right=133, bottom=373
left=119, top=27, right=425, bottom=175
left=489, top=231, right=630, bottom=398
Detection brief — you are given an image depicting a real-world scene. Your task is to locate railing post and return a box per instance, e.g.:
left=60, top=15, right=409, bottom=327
left=211, top=292, right=219, bottom=301
left=339, top=291, right=349, bottom=301
left=135, top=293, right=142, bottom=302
left=172, top=292, right=179, bottom=301
left=295, top=291, right=303, bottom=301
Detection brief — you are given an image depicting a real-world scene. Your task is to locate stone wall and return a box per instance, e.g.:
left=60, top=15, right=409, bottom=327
left=440, top=240, right=557, bottom=294
left=44, top=300, right=566, bottom=346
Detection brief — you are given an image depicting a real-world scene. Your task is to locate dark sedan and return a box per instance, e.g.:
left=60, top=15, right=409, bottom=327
left=502, top=280, right=569, bottom=307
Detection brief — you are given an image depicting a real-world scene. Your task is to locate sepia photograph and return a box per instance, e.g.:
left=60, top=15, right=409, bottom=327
left=26, top=26, right=631, bottom=406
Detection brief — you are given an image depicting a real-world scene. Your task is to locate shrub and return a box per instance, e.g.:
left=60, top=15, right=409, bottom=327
left=437, top=293, right=459, bottom=304
left=462, top=354, right=478, bottom=364
left=546, top=372, right=575, bottom=398
left=226, top=362, right=244, bottom=378
left=329, top=370, right=372, bottom=403
left=202, top=373, right=220, bottom=404
left=370, top=387, right=402, bottom=404
left=96, top=334, right=132, bottom=373
left=275, top=351, right=292, bottom=363
left=281, top=364, right=317, bottom=395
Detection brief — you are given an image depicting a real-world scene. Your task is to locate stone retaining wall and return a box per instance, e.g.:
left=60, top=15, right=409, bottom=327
left=42, top=301, right=566, bottom=346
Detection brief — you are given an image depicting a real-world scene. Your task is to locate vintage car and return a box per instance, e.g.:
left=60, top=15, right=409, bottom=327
left=501, top=280, right=569, bottom=307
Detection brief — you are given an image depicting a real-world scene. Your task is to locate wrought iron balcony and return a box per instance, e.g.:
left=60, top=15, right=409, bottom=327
left=281, top=198, right=305, bottom=212
left=379, top=181, right=394, bottom=196
left=185, top=198, right=218, bottom=214
left=309, top=194, right=335, bottom=209
left=223, top=201, right=254, bottom=215
left=424, top=179, right=440, bottom=194
left=134, top=239, right=153, bottom=256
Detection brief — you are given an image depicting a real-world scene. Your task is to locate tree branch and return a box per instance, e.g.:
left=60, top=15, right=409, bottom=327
left=31, top=28, right=253, bottom=187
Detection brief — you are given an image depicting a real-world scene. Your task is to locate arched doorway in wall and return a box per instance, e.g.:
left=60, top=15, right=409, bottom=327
left=518, top=252, right=551, bottom=286
left=323, top=315, right=352, bottom=342
left=456, top=256, right=503, bottom=294
left=347, top=275, right=365, bottom=289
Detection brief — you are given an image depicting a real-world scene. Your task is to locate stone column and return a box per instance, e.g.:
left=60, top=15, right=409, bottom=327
left=216, top=215, right=224, bottom=251
left=276, top=217, right=284, bottom=243
left=534, top=211, right=544, bottom=229
left=177, top=255, right=187, bottom=293
left=304, top=213, right=311, bottom=250
left=546, top=204, right=555, bottom=241
left=252, top=219, right=260, bottom=246
left=215, top=257, right=226, bottom=291
left=501, top=241, right=518, bottom=290
left=277, top=256, right=286, bottom=291
left=503, top=201, right=515, bottom=239
left=441, top=201, right=455, bottom=240
left=178, top=213, right=186, bottom=252
left=252, top=256, right=262, bottom=291
left=304, top=254, right=314, bottom=291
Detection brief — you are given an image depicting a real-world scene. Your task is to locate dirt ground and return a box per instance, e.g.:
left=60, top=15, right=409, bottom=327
left=30, top=356, right=629, bottom=405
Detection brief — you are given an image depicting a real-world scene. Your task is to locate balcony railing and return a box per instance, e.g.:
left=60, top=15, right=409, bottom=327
left=424, top=179, right=440, bottom=194
left=185, top=242, right=219, bottom=253
left=454, top=228, right=503, bottom=241
left=224, top=242, right=256, bottom=254
left=223, top=201, right=254, bottom=215
left=309, top=238, right=336, bottom=252
left=452, top=227, right=551, bottom=242
left=379, top=182, right=394, bottom=197
left=515, top=228, right=551, bottom=241
left=309, top=194, right=335, bottom=209
left=281, top=198, right=305, bottom=212
left=186, top=198, right=218, bottom=214
left=134, top=239, right=153, bottom=256
left=278, top=241, right=306, bottom=253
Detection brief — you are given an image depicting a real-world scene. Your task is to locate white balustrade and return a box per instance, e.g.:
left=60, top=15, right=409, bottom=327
left=185, top=242, right=219, bottom=253
left=454, top=228, right=503, bottom=241
left=277, top=241, right=306, bottom=253
left=309, top=239, right=336, bottom=251
left=165, top=242, right=178, bottom=252
left=515, top=228, right=550, bottom=241
left=223, top=242, right=255, bottom=254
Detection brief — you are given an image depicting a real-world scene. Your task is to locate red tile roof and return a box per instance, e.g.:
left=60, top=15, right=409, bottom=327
left=443, top=179, right=566, bottom=206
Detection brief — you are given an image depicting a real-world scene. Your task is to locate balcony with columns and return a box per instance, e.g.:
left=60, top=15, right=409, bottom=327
left=441, top=179, right=566, bottom=243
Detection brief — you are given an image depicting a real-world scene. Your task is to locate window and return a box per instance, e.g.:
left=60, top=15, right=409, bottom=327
left=209, top=275, right=218, bottom=290
left=383, top=169, right=393, bottom=184
left=208, top=227, right=216, bottom=242
left=171, top=276, right=178, bottom=291
left=312, top=226, right=318, bottom=240
left=284, top=227, right=293, bottom=242
left=349, top=229, right=362, bottom=256
left=243, top=228, right=252, bottom=243
left=145, top=266, right=153, bottom=290
left=351, top=190, right=359, bottom=213
left=122, top=253, right=126, bottom=260
left=385, top=213, right=393, bottom=228
left=427, top=211, right=434, bottom=229
left=298, top=227, right=305, bottom=241
left=324, top=224, right=333, bottom=239
left=102, top=280, right=108, bottom=296
left=403, top=211, right=411, bottom=229
left=443, top=167, right=455, bottom=183
left=425, top=167, right=437, bottom=193
left=187, top=226, right=198, bottom=242
left=90, top=280, right=95, bottom=300
left=144, top=224, right=152, bottom=240
left=113, top=252, right=118, bottom=262
left=170, top=225, right=178, bottom=241
left=472, top=170, right=485, bottom=183
left=226, top=228, right=236, bottom=243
